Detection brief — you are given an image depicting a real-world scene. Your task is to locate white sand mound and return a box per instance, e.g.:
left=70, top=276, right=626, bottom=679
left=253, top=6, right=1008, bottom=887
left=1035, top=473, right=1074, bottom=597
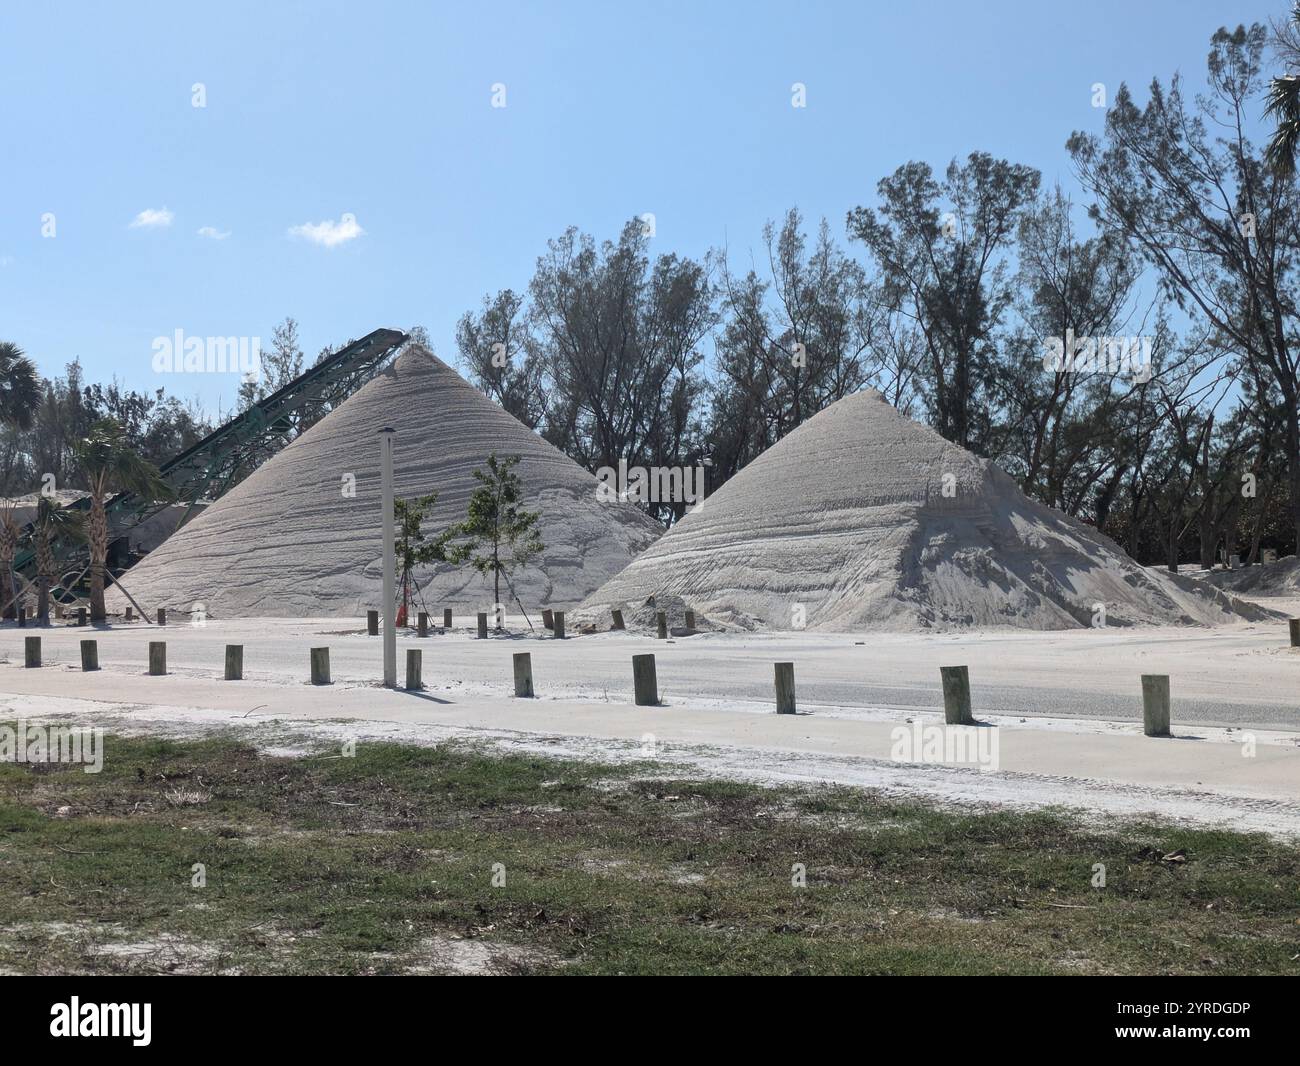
left=575, top=389, right=1277, bottom=632
left=107, top=346, right=662, bottom=618
left=572, top=592, right=725, bottom=636
left=1205, top=556, right=1300, bottom=597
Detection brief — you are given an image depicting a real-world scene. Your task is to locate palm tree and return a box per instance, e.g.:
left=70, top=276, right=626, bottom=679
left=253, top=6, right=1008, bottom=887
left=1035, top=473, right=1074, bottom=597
left=0, top=500, right=19, bottom=620
left=1267, top=4, right=1300, bottom=175
left=0, top=341, right=41, bottom=431
left=34, top=496, right=82, bottom=623
left=72, top=419, right=171, bottom=622
left=0, top=342, right=41, bottom=620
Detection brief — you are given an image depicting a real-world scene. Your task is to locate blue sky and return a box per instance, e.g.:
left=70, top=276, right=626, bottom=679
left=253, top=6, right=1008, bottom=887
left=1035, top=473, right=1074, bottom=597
left=0, top=0, right=1277, bottom=416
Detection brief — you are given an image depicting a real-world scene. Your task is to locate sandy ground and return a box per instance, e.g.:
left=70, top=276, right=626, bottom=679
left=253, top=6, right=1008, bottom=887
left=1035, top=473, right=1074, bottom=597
left=3, top=615, right=1299, bottom=837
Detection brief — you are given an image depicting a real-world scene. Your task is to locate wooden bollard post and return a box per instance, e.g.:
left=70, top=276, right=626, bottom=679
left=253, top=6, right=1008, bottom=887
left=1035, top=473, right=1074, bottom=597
left=633, top=653, right=658, bottom=706
left=80, top=639, right=99, bottom=671
left=1290, top=619, right=1300, bottom=648
left=405, top=649, right=422, bottom=690
left=17, top=607, right=26, bottom=628
left=476, top=612, right=488, bottom=639
left=148, top=641, right=167, bottom=676
left=774, top=662, right=796, bottom=714
left=513, top=652, right=534, bottom=697
left=366, top=609, right=379, bottom=636
left=542, top=608, right=554, bottom=630
left=310, top=647, right=330, bottom=685
left=76, top=607, right=87, bottom=626
left=553, top=611, right=565, bottom=639
left=125, top=605, right=134, bottom=621
left=656, top=611, right=668, bottom=640
left=940, top=665, right=973, bottom=724
left=611, top=609, right=625, bottom=630
left=443, top=608, right=452, bottom=629
left=1141, top=674, right=1171, bottom=737
left=225, top=644, right=243, bottom=680
left=417, top=611, right=428, bottom=637
left=54, top=603, right=64, bottom=620
left=684, top=610, right=695, bottom=631
left=156, top=608, right=166, bottom=626
left=23, top=636, right=40, bottom=668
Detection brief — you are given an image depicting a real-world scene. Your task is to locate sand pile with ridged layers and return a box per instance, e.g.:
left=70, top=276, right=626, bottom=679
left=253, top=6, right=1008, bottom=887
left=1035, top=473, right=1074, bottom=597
left=575, top=389, right=1276, bottom=632
left=108, top=345, right=662, bottom=618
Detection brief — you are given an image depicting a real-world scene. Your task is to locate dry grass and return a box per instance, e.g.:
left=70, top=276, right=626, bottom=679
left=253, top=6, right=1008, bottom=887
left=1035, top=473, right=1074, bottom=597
left=1, top=728, right=1298, bottom=975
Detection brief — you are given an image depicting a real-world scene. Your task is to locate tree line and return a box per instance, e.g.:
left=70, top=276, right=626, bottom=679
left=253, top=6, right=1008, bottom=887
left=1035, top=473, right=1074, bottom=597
left=455, top=16, right=1300, bottom=570
left=7, top=14, right=1300, bottom=575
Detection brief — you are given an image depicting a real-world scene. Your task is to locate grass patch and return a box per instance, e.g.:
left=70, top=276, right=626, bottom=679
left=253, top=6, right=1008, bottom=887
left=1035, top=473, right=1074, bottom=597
left=1, top=726, right=1297, bottom=975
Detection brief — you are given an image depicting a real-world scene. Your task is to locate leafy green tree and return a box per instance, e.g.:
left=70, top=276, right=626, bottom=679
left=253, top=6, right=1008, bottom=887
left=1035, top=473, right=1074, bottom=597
left=847, top=153, right=1040, bottom=452
left=448, top=454, right=543, bottom=618
left=711, top=209, right=882, bottom=482
left=456, top=289, right=548, bottom=431
left=394, top=492, right=451, bottom=621
left=459, top=221, right=714, bottom=525
left=238, top=316, right=304, bottom=409
left=998, top=185, right=1145, bottom=514
left=72, top=419, right=172, bottom=621
left=1068, top=23, right=1300, bottom=549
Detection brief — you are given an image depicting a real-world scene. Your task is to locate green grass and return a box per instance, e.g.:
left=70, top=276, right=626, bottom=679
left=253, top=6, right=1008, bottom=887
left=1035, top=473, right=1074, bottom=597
left=1, top=727, right=1297, bottom=974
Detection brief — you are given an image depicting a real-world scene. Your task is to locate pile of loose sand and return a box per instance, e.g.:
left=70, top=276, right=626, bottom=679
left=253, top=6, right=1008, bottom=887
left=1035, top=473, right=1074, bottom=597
left=1205, top=556, right=1300, bottom=597
left=573, top=592, right=724, bottom=635
left=108, top=346, right=662, bottom=617
left=575, top=389, right=1276, bottom=632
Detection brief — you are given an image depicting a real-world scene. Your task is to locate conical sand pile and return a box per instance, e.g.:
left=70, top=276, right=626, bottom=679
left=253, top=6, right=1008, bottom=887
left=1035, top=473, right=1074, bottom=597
left=108, top=346, right=662, bottom=618
left=576, top=389, right=1276, bottom=631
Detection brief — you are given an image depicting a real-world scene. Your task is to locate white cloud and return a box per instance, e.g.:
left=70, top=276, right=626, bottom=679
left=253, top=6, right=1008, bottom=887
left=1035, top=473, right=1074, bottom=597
left=288, top=212, right=364, bottom=248
left=197, top=226, right=230, bottom=240
left=130, top=207, right=174, bottom=229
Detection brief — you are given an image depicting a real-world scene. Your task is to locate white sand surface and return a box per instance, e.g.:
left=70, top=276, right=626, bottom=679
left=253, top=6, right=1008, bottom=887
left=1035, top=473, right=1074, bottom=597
left=1204, top=555, right=1300, bottom=611
left=4, top=617, right=1298, bottom=836
left=105, top=346, right=662, bottom=618
left=577, top=390, right=1275, bottom=632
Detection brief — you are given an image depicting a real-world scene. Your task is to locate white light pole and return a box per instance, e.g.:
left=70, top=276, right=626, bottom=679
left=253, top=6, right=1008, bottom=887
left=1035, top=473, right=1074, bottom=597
left=378, top=427, right=397, bottom=687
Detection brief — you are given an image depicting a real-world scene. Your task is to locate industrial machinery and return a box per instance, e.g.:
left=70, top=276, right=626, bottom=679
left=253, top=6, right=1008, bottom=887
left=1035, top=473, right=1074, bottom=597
left=12, top=327, right=409, bottom=603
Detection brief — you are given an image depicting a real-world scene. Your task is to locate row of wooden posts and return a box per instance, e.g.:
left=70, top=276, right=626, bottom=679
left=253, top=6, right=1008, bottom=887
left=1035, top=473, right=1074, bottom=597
left=39, top=602, right=699, bottom=640
left=366, top=608, right=561, bottom=640
left=13, top=604, right=166, bottom=627
left=24, top=636, right=175, bottom=677
left=362, top=607, right=695, bottom=641
left=18, top=633, right=698, bottom=708
left=16, top=633, right=1176, bottom=733
left=18, top=636, right=393, bottom=687
left=936, top=664, right=1172, bottom=736
left=33, top=601, right=676, bottom=635
left=8, top=595, right=1284, bottom=735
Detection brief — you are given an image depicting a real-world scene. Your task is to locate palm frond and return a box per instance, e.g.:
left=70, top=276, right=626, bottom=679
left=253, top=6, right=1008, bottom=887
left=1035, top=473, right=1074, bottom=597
left=0, top=341, right=41, bottom=431
left=72, top=418, right=174, bottom=502
left=1265, top=75, right=1300, bottom=175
